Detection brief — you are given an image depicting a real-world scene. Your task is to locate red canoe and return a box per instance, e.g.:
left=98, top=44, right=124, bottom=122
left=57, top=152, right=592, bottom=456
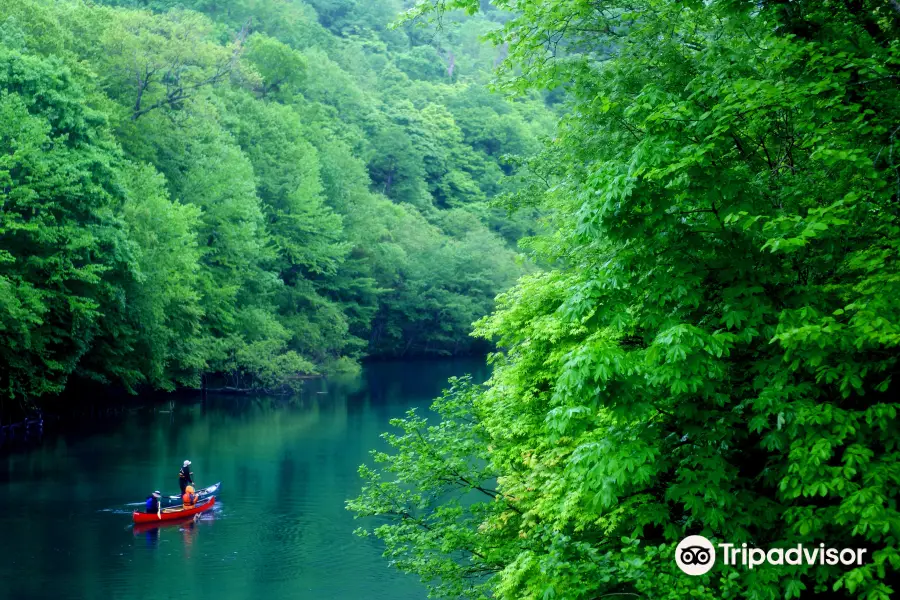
left=133, top=497, right=215, bottom=523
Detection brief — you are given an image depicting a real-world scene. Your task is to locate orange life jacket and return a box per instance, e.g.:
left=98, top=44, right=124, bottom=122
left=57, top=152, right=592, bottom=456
left=182, top=492, right=198, bottom=508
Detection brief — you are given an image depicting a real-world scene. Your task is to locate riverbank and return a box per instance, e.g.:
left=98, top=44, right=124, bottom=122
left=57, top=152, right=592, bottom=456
left=0, top=413, right=43, bottom=450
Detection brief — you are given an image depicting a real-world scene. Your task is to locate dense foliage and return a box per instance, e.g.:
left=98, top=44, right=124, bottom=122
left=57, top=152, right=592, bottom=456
left=0, top=0, right=552, bottom=402
left=351, top=1, right=900, bottom=599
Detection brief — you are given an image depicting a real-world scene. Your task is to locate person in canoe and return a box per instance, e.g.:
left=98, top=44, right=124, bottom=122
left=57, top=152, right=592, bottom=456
left=145, top=490, right=162, bottom=515
left=178, top=459, right=194, bottom=494
left=182, top=485, right=199, bottom=509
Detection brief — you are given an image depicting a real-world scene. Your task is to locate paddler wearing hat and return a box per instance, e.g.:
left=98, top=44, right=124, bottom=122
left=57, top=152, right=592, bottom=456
left=145, top=490, right=162, bottom=515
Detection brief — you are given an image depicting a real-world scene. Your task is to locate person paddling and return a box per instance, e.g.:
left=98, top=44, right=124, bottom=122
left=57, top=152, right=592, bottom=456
left=182, top=485, right=199, bottom=509
left=145, top=491, right=162, bottom=516
left=178, top=460, right=194, bottom=494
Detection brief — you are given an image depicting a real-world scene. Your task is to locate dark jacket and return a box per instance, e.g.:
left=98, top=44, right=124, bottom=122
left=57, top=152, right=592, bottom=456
left=179, top=466, right=193, bottom=486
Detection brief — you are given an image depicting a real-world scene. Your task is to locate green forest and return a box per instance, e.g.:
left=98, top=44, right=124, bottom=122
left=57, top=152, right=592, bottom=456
left=347, top=1, right=900, bottom=600
left=0, top=0, right=554, bottom=402
left=3, top=0, right=900, bottom=598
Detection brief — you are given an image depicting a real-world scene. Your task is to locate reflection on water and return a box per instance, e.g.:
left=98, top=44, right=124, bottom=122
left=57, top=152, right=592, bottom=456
left=132, top=510, right=216, bottom=539
left=0, top=359, right=488, bottom=600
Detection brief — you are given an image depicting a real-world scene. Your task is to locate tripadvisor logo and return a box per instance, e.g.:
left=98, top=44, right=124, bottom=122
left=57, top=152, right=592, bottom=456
left=675, top=536, right=869, bottom=576
left=676, top=536, right=716, bottom=575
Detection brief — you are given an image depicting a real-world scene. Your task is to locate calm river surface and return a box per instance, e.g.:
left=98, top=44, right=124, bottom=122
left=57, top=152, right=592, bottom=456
left=0, top=359, right=488, bottom=600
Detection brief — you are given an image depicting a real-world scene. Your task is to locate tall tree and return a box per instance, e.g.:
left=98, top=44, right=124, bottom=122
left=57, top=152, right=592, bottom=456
left=352, top=1, right=900, bottom=599
left=92, top=7, right=243, bottom=121
left=0, top=48, right=136, bottom=398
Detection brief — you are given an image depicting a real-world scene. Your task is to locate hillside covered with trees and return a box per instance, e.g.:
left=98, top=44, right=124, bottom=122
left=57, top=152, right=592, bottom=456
left=0, top=0, right=553, bottom=402
left=350, top=1, right=900, bottom=599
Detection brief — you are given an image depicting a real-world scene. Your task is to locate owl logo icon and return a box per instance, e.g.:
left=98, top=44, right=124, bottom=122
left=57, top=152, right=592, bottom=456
left=675, top=535, right=716, bottom=575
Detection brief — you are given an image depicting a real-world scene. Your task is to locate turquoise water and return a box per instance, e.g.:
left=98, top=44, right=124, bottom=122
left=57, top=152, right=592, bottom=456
left=0, top=359, right=488, bottom=600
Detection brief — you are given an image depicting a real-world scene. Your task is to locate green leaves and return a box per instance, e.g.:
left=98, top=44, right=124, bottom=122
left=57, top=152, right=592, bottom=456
left=356, top=0, right=900, bottom=598
left=92, top=6, right=235, bottom=121
left=117, top=161, right=204, bottom=389
left=1, top=0, right=543, bottom=401
left=243, top=33, right=306, bottom=99
left=0, top=47, right=134, bottom=398
left=348, top=377, right=509, bottom=599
